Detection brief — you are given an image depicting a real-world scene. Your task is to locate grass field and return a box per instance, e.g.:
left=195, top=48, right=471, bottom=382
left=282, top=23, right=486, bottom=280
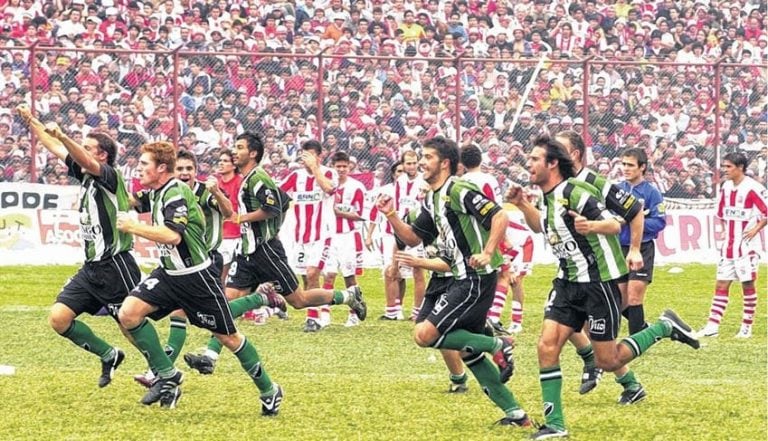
left=0, top=264, right=765, bottom=441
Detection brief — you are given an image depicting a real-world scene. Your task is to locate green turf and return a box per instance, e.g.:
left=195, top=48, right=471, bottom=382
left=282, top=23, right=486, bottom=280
left=0, top=264, right=765, bottom=440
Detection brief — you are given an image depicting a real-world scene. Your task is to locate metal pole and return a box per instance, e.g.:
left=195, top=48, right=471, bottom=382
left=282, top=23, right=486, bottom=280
left=28, top=42, right=39, bottom=183
left=171, top=45, right=182, bottom=149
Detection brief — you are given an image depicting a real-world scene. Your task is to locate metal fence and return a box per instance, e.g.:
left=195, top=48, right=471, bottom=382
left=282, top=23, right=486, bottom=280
left=0, top=45, right=765, bottom=197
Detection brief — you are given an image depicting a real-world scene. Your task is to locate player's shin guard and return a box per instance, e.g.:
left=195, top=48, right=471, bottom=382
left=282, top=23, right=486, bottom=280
left=234, top=336, right=273, bottom=393
left=540, top=366, right=565, bottom=430
left=165, top=316, right=187, bottom=363
left=61, top=320, right=114, bottom=360
left=463, top=352, right=521, bottom=413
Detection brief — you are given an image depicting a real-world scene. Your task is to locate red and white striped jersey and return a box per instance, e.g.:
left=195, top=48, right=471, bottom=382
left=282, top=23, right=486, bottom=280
left=280, top=166, right=338, bottom=244
left=333, top=176, right=366, bottom=234
left=717, top=176, right=768, bottom=259
left=395, top=173, right=427, bottom=217
left=506, top=209, right=535, bottom=250
left=461, top=170, right=501, bottom=202
left=368, top=183, right=395, bottom=236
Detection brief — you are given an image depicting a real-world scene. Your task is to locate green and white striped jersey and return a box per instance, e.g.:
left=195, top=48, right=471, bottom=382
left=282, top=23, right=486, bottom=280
left=541, top=178, right=628, bottom=282
left=192, top=181, right=223, bottom=252
left=239, top=166, right=291, bottom=255
left=67, top=156, right=132, bottom=262
left=411, top=177, right=504, bottom=279
left=149, top=178, right=210, bottom=275
left=575, top=168, right=641, bottom=223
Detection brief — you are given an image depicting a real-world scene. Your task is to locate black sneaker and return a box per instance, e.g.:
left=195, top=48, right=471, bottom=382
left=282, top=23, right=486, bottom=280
left=98, top=348, right=125, bottom=388
left=141, top=370, right=184, bottom=406
left=346, top=286, right=367, bottom=321
left=378, top=315, right=399, bottom=321
left=492, top=336, right=515, bottom=383
left=530, top=424, right=568, bottom=439
left=617, top=386, right=647, bottom=405
left=303, top=319, right=322, bottom=333
left=578, top=366, right=603, bottom=395
left=260, top=383, right=284, bottom=416
left=159, top=386, right=183, bottom=409
left=487, top=319, right=511, bottom=337
left=659, top=309, right=700, bottom=349
left=183, top=353, right=216, bottom=375
left=447, top=382, right=469, bottom=393
left=496, top=413, right=532, bottom=427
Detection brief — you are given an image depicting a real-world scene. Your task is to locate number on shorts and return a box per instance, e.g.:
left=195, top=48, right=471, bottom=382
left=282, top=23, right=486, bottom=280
left=297, top=251, right=305, bottom=264
left=143, top=278, right=160, bottom=290
left=228, top=262, right=238, bottom=276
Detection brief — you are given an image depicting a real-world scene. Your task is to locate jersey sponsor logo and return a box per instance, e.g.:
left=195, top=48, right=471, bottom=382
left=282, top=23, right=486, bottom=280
left=173, top=205, right=188, bottom=225
left=80, top=223, right=103, bottom=242
left=157, top=243, right=174, bottom=257
left=723, top=207, right=749, bottom=219
left=294, top=191, right=323, bottom=203
left=196, top=312, right=217, bottom=328
left=264, top=188, right=276, bottom=206
left=588, top=315, right=606, bottom=334
left=548, top=232, right=578, bottom=259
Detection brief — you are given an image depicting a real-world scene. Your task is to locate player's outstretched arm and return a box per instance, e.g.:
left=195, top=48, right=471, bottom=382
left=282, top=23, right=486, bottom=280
left=44, top=120, right=102, bottom=176
left=16, top=105, right=68, bottom=161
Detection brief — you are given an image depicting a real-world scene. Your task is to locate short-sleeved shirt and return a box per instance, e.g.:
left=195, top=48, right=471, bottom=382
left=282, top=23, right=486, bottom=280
left=191, top=181, right=223, bottom=252
left=240, top=166, right=290, bottom=254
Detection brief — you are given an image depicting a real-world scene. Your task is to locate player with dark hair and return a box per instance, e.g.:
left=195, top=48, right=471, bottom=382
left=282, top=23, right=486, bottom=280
left=699, top=151, right=767, bottom=338
left=376, top=136, right=530, bottom=426
left=507, top=136, right=699, bottom=439
left=17, top=105, right=141, bottom=389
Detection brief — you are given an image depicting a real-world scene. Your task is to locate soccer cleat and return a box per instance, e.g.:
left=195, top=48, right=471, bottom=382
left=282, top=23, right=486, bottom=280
left=530, top=424, right=568, bottom=439
left=346, top=285, right=368, bottom=321
left=496, top=413, right=533, bottom=427
left=660, top=309, right=700, bottom=349
left=378, top=314, right=400, bottom=321
left=183, top=353, right=216, bottom=375
left=243, top=309, right=268, bottom=325
left=344, top=314, right=361, bottom=327
left=447, top=382, right=469, bottom=393
left=256, top=283, right=287, bottom=314
left=98, top=348, right=125, bottom=388
left=260, top=383, right=284, bottom=416
left=617, top=386, right=647, bottom=405
left=133, top=369, right=156, bottom=389
left=487, top=319, right=510, bottom=337
left=492, top=336, right=515, bottom=383
left=159, top=386, right=183, bottom=409
left=578, top=366, right=603, bottom=395
left=507, top=323, right=523, bottom=334
left=273, top=308, right=289, bottom=320
left=141, top=370, right=184, bottom=406
left=303, top=319, right=322, bottom=333
left=735, top=325, right=752, bottom=338
left=697, top=322, right=720, bottom=338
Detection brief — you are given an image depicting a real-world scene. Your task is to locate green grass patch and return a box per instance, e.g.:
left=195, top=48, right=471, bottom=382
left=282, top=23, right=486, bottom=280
left=0, top=264, right=765, bottom=440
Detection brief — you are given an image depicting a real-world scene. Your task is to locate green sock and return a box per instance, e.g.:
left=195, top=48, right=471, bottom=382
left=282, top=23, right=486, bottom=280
left=229, top=294, right=267, bottom=318
left=206, top=334, right=223, bottom=355
left=61, top=320, right=114, bottom=360
left=464, top=353, right=520, bottom=414
left=436, top=329, right=500, bottom=353
left=331, top=289, right=345, bottom=305
left=128, top=319, right=174, bottom=377
left=540, top=366, right=565, bottom=430
left=615, top=370, right=641, bottom=391
left=620, top=320, right=671, bottom=358
left=164, top=316, right=187, bottom=363
left=576, top=344, right=596, bottom=368
left=449, top=372, right=467, bottom=384
left=233, top=336, right=274, bottom=394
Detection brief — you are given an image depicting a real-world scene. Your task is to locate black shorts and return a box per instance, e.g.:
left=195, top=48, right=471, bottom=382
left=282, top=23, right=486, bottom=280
left=544, top=278, right=622, bottom=342
left=129, top=265, right=237, bottom=335
left=622, top=242, right=655, bottom=284
left=428, top=272, right=497, bottom=339
left=56, top=251, right=141, bottom=320
left=225, top=238, right=299, bottom=296
left=209, top=250, right=223, bottom=278
left=416, top=275, right=454, bottom=323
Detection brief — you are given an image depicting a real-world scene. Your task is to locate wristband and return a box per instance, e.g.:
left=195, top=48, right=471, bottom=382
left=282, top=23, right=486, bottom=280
left=385, top=210, right=397, bottom=218
left=235, top=214, right=241, bottom=224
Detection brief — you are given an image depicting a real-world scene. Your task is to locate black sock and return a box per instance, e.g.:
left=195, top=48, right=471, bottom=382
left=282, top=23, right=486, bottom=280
left=626, top=305, right=645, bottom=335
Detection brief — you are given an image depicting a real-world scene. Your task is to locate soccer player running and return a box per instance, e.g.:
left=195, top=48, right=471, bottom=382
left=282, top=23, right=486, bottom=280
left=17, top=106, right=141, bottom=388
left=555, top=130, right=645, bottom=398
left=507, top=136, right=700, bottom=439
left=618, top=148, right=667, bottom=337
left=117, top=141, right=283, bottom=411
left=319, top=151, right=367, bottom=327
left=699, top=152, right=767, bottom=338
left=376, top=136, right=530, bottom=427
left=132, top=149, right=234, bottom=387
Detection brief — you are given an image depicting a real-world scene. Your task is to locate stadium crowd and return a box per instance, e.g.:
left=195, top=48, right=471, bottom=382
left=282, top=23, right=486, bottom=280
left=0, top=0, right=766, bottom=197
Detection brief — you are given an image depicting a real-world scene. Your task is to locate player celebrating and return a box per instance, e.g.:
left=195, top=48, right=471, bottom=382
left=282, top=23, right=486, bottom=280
left=699, top=152, right=767, bottom=338
left=320, top=151, right=367, bottom=327
left=377, top=136, right=529, bottom=427
left=507, top=136, right=699, bottom=439
left=117, top=141, right=283, bottom=412
left=18, top=106, right=141, bottom=389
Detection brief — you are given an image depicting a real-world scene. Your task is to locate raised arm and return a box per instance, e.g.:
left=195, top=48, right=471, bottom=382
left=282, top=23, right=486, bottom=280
left=16, top=105, right=68, bottom=161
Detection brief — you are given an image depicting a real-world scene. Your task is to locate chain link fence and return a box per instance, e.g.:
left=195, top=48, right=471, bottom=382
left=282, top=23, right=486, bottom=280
left=1, top=46, right=765, bottom=198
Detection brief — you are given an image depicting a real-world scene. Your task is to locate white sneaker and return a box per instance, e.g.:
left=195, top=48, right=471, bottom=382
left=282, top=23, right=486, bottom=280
left=735, top=325, right=752, bottom=338
left=507, top=323, right=523, bottom=334
left=697, top=322, right=719, bottom=338
left=344, top=314, right=361, bottom=327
